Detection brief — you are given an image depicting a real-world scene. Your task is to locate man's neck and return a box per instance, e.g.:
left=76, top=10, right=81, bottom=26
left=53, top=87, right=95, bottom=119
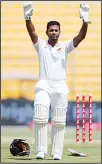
left=48, top=39, right=58, bottom=47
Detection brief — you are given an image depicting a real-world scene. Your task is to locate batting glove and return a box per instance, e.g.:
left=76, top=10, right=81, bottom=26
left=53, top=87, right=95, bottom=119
left=23, top=1, right=33, bottom=20
left=79, top=4, right=91, bottom=23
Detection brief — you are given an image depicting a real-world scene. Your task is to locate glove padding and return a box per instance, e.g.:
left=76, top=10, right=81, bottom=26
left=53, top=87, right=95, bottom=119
left=10, top=139, right=30, bottom=156
left=79, top=4, right=91, bottom=23
left=23, top=1, right=33, bottom=20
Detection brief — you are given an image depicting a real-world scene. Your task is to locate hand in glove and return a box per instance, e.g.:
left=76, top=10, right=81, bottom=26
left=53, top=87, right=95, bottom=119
left=79, top=4, right=91, bottom=23
left=23, top=1, right=33, bottom=20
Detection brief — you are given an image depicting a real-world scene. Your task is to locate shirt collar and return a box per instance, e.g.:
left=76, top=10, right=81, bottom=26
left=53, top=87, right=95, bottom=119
left=46, top=40, right=61, bottom=48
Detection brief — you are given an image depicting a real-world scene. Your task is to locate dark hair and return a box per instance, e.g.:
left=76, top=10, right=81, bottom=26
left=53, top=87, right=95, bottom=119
left=46, top=21, right=60, bottom=31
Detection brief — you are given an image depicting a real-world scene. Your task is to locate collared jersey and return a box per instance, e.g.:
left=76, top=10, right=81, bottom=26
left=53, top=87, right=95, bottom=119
left=33, top=37, right=75, bottom=81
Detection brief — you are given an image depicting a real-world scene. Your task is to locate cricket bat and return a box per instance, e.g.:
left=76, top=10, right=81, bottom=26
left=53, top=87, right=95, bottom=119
left=68, top=148, right=87, bottom=157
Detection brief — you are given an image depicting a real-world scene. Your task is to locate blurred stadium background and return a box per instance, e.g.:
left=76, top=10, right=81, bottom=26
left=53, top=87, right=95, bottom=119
left=1, top=1, right=101, bottom=128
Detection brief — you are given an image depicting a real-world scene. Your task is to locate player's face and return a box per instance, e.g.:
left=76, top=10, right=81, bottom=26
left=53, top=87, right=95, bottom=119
left=46, top=25, right=60, bottom=41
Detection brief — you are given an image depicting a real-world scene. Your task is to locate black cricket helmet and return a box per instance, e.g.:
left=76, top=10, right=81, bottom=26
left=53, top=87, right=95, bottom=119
left=9, top=139, right=30, bottom=156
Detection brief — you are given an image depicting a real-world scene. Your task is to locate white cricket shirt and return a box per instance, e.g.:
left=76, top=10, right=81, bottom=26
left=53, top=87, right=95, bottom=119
left=33, top=37, right=75, bottom=81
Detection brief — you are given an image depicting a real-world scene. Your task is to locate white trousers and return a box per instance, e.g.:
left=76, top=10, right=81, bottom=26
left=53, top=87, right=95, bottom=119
left=34, top=80, right=69, bottom=156
left=34, top=79, right=69, bottom=108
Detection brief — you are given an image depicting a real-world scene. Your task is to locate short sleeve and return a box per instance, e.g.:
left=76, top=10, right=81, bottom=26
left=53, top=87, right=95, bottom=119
left=32, top=37, right=45, bottom=51
left=64, top=40, right=75, bottom=55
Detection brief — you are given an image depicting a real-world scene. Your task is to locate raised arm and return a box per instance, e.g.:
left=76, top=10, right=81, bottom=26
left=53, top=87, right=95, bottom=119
left=73, top=22, right=88, bottom=47
left=23, top=2, right=38, bottom=44
left=73, top=4, right=91, bottom=47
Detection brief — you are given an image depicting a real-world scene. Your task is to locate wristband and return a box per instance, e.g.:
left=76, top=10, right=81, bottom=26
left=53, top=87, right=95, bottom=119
left=25, top=16, right=31, bottom=20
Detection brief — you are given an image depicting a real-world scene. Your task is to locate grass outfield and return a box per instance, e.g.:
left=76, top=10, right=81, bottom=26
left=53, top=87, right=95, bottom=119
left=1, top=125, right=101, bottom=163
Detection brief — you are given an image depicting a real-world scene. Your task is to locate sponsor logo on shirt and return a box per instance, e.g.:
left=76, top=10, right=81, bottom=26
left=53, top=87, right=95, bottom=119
left=57, top=48, right=61, bottom=52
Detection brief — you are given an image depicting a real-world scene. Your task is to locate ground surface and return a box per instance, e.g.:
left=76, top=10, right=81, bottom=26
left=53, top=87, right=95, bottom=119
left=1, top=126, right=101, bottom=163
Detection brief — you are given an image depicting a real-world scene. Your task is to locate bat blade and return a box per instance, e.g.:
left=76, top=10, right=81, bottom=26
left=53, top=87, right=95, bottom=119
left=68, top=148, right=87, bottom=157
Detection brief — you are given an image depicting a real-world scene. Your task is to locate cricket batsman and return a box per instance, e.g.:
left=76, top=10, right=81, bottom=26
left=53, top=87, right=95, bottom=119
left=23, top=2, right=91, bottom=160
